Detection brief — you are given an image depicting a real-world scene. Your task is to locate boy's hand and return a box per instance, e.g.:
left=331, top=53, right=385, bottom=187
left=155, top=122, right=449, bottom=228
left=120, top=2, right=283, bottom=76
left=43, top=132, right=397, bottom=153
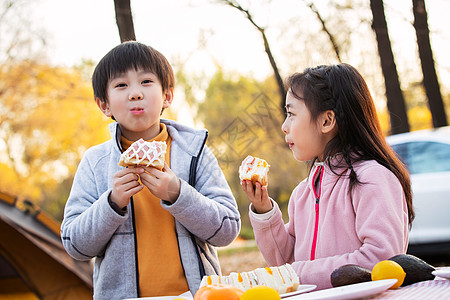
left=241, top=180, right=273, bottom=214
left=139, top=161, right=181, bottom=203
left=110, top=166, right=145, bottom=209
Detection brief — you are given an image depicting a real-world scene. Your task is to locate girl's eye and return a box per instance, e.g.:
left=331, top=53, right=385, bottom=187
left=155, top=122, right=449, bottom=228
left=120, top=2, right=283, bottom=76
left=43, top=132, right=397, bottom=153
left=142, top=79, right=152, bottom=84
left=286, top=111, right=294, bottom=118
left=115, top=83, right=126, bottom=88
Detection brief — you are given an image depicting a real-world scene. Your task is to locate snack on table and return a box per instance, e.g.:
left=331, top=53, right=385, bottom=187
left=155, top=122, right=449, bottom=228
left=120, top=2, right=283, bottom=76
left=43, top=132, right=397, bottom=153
left=119, top=138, right=166, bottom=169
left=239, top=155, right=270, bottom=186
left=199, top=264, right=299, bottom=294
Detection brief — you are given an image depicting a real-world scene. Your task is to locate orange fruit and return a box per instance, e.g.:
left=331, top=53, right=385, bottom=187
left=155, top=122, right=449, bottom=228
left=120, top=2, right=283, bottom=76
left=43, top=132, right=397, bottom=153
left=194, top=284, right=244, bottom=300
left=371, top=260, right=406, bottom=289
left=240, top=286, right=281, bottom=300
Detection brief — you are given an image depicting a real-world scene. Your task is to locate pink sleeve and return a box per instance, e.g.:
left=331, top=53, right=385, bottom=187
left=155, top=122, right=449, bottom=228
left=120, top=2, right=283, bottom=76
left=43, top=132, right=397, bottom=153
left=249, top=186, right=302, bottom=266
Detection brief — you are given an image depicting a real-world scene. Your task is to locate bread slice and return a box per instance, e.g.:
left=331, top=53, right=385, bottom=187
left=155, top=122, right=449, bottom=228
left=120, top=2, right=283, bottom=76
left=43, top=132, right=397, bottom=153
left=199, top=263, right=299, bottom=294
left=273, top=265, right=300, bottom=293
left=119, top=139, right=166, bottom=169
left=253, top=267, right=278, bottom=291
left=199, top=274, right=221, bottom=286
left=228, top=272, right=246, bottom=291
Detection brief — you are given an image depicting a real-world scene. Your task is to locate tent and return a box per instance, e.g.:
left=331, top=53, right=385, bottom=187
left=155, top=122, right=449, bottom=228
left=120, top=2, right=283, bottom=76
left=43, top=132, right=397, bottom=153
left=0, top=191, right=93, bottom=299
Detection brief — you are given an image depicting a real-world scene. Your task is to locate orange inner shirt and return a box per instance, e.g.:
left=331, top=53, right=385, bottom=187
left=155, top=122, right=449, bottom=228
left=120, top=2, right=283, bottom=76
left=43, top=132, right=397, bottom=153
left=121, top=124, right=189, bottom=297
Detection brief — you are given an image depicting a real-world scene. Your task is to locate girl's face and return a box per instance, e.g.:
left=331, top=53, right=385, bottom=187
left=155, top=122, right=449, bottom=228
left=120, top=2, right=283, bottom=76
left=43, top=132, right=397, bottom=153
left=281, top=90, right=331, bottom=162
left=97, top=68, right=173, bottom=141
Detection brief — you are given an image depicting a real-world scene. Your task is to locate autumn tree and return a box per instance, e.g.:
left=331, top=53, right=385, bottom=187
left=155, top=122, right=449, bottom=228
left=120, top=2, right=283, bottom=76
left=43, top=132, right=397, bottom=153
left=370, top=0, right=410, bottom=134
left=412, top=0, right=447, bottom=128
left=0, top=61, right=110, bottom=220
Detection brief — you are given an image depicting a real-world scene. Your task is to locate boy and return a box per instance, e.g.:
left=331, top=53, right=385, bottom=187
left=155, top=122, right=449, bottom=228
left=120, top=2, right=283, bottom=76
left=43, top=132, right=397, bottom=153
left=61, top=41, right=241, bottom=299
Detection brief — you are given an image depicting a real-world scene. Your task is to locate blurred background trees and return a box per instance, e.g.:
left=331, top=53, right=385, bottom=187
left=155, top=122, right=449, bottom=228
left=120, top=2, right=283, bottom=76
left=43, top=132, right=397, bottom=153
left=412, top=0, right=447, bottom=128
left=0, top=59, right=110, bottom=218
left=1, top=0, right=449, bottom=237
left=370, top=0, right=410, bottom=134
left=0, top=0, right=110, bottom=219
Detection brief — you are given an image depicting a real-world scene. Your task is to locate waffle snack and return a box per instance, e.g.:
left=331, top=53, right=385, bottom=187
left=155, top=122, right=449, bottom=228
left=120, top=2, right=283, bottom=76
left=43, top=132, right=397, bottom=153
left=119, top=138, right=167, bottom=170
left=199, top=264, right=300, bottom=294
left=239, top=155, right=270, bottom=186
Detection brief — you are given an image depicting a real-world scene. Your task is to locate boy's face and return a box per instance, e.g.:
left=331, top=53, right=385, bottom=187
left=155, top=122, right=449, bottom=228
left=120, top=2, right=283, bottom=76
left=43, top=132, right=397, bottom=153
left=96, top=68, right=173, bottom=141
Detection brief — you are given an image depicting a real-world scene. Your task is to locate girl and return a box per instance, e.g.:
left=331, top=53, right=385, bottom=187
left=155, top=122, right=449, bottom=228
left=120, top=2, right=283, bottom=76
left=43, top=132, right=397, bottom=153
left=241, top=63, right=414, bottom=290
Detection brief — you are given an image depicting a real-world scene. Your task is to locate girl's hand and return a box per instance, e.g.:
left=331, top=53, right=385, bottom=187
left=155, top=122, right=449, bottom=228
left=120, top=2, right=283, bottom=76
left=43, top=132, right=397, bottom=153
left=110, top=166, right=145, bottom=209
left=241, top=180, right=273, bottom=214
left=139, top=161, right=181, bottom=203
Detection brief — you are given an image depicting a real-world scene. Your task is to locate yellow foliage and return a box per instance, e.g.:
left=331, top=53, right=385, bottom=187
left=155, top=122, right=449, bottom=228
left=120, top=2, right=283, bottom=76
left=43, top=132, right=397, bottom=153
left=377, top=108, right=391, bottom=136
left=0, top=163, right=21, bottom=196
left=378, top=103, right=433, bottom=136
left=0, top=61, right=110, bottom=217
left=407, top=106, right=432, bottom=131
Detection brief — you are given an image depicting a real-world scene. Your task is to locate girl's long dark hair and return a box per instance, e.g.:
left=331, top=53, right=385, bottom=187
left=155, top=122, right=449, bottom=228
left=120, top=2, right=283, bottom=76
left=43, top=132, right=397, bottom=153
left=286, top=63, right=414, bottom=225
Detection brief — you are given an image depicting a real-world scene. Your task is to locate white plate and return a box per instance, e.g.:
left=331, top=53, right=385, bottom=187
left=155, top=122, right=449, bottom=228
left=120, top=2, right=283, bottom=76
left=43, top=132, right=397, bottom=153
left=287, top=279, right=397, bottom=300
left=432, top=267, right=450, bottom=279
left=281, top=285, right=317, bottom=298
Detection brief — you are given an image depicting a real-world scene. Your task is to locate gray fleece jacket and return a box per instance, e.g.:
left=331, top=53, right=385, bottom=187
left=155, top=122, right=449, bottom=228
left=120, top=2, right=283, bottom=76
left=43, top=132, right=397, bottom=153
left=61, top=119, right=241, bottom=299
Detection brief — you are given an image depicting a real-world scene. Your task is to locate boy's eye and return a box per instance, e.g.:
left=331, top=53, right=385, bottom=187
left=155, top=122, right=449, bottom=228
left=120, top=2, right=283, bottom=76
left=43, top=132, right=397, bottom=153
left=115, top=83, right=127, bottom=88
left=142, top=79, right=152, bottom=84
left=286, top=111, right=294, bottom=117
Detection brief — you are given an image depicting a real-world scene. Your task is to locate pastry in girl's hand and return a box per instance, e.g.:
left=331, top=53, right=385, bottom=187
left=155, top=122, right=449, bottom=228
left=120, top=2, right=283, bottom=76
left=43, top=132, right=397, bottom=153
left=119, top=138, right=166, bottom=170
left=239, top=155, right=270, bottom=186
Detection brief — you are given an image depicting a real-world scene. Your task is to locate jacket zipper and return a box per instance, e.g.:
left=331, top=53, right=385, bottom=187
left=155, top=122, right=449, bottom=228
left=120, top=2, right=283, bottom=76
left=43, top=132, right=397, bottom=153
left=130, top=197, right=140, bottom=298
left=188, top=131, right=208, bottom=278
left=311, top=164, right=324, bottom=260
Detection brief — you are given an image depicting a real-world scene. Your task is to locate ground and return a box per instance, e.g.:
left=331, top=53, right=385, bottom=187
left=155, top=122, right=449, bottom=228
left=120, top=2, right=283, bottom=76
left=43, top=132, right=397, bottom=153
left=218, top=239, right=267, bottom=275
left=219, top=248, right=267, bottom=275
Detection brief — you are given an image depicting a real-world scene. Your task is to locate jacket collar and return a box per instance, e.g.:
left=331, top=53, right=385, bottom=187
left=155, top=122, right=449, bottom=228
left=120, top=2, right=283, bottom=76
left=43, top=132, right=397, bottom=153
left=307, top=154, right=347, bottom=190
left=108, top=119, right=209, bottom=158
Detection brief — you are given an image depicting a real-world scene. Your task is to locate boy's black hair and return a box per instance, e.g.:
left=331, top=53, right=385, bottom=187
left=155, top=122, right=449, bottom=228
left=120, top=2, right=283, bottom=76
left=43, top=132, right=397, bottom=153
left=92, top=41, right=175, bottom=103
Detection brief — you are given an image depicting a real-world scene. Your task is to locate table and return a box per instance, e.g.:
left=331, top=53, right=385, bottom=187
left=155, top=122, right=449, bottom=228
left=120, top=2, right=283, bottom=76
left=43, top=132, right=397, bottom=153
left=370, top=278, right=450, bottom=299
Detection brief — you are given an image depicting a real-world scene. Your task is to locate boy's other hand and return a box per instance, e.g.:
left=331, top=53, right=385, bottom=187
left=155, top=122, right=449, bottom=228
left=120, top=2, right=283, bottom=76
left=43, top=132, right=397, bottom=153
left=111, top=166, right=145, bottom=209
left=139, top=161, right=181, bottom=203
left=241, top=180, right=272, bottom=214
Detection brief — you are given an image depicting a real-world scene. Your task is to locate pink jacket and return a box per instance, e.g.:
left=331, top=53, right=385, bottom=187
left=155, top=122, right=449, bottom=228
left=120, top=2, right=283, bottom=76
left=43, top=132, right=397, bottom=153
left=249, top=159, right=409, bottom=290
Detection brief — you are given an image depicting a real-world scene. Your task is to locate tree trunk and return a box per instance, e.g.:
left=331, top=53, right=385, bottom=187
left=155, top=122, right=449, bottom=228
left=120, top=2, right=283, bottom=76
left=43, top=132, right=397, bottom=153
left=413, top=0, right=447, bottom=128
left=114, top=0, right=136, bottom=42
left=370, top=0, right=410, bottom=135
